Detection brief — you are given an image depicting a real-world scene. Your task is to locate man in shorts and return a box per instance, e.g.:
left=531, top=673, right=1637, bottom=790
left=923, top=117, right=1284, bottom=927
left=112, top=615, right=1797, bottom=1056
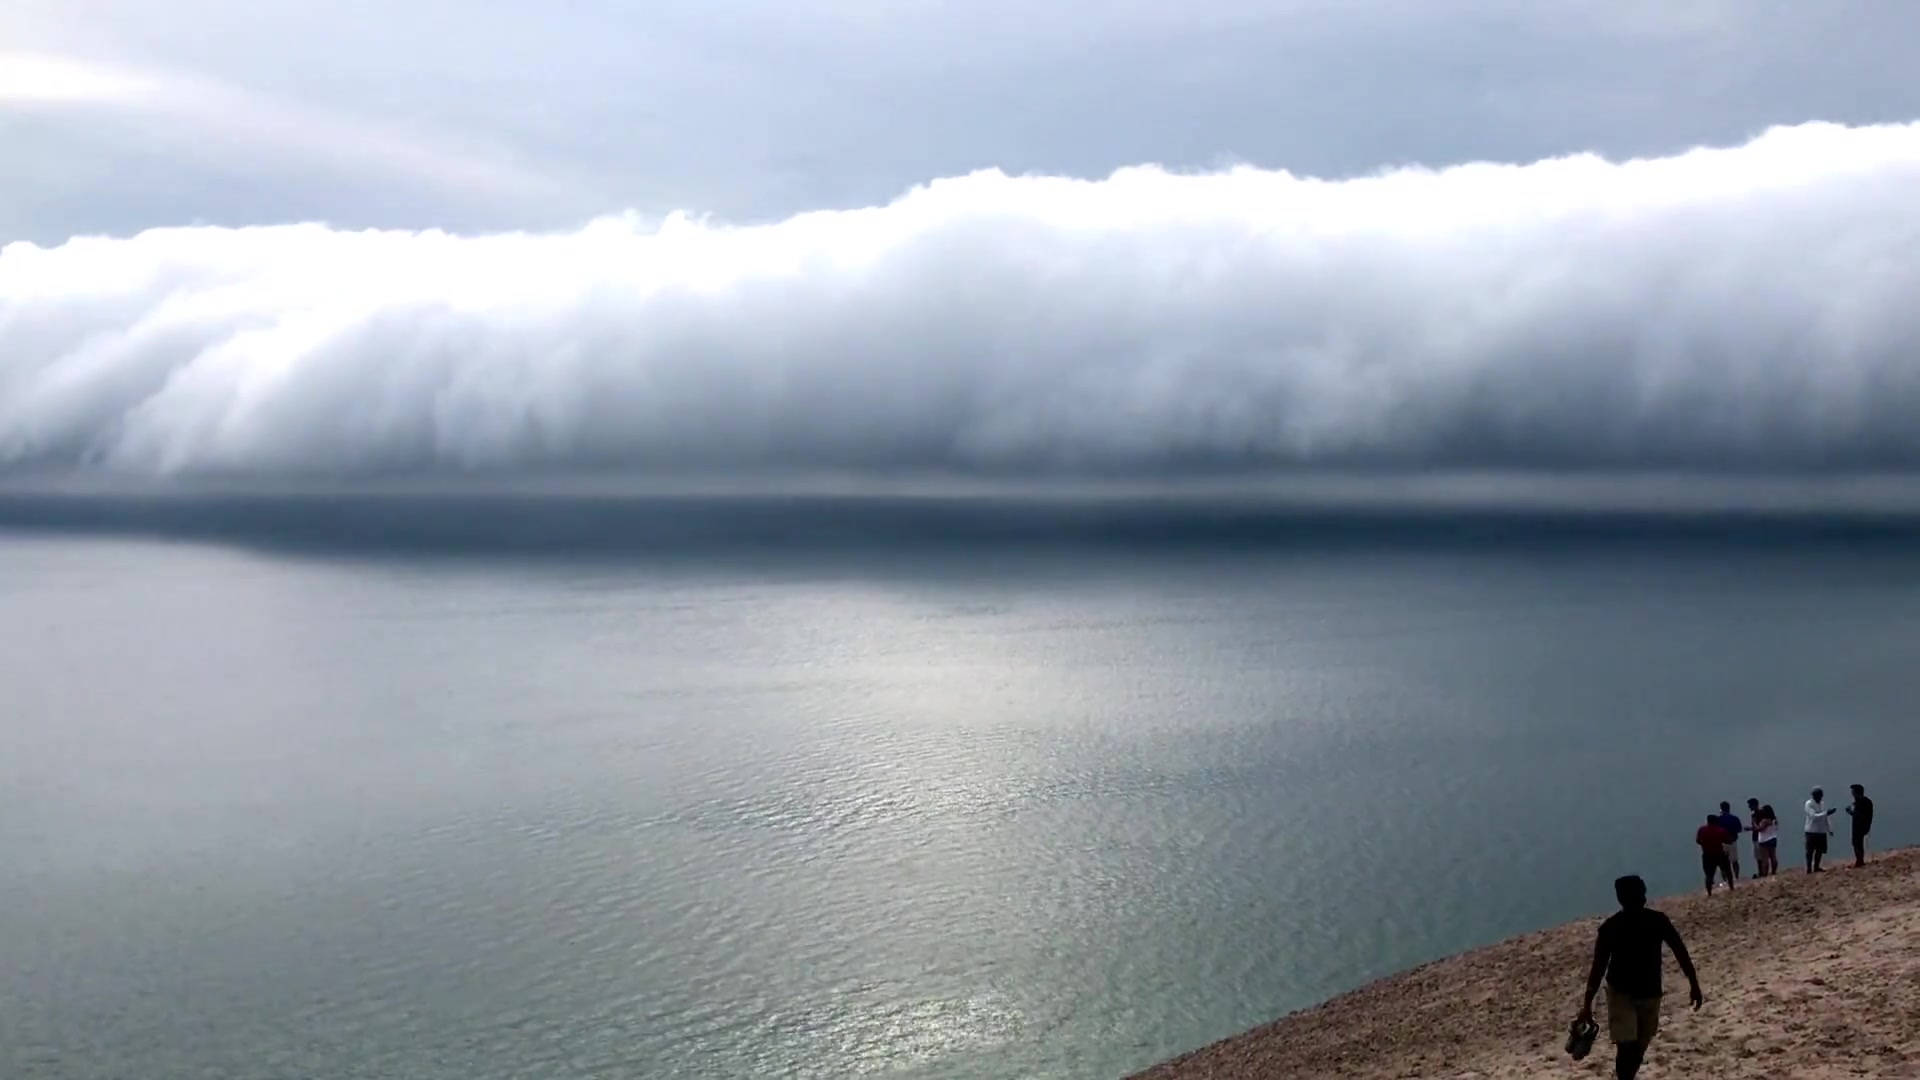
left=1805, top=787, right=1839, bottom=873
left=1746, top=798, right=1765, bottom=877
left=1715, top=801, right=1745, bottom=879
left=1579, top=875, right=1703, bottom=1080
left=1696, top=815, right=1734, bottom=894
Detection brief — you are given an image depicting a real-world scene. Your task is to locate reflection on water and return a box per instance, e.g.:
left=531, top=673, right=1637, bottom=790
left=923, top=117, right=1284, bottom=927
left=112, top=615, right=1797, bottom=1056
left=1, top=534, right=1916, bottom=1078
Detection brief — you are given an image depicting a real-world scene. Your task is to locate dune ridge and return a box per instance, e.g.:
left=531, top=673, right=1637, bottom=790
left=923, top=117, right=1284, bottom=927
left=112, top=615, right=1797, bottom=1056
left=1132, top=848, right=1920, bottom=1079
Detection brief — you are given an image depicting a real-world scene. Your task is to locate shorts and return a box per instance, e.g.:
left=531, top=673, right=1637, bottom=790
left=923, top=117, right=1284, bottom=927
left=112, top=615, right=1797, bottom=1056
left=1806, top=833, right=1828, bottom=855
left=1701, top=849, right=1731, bottom=876
left=1606, top=989, right=1661, bottom=1044
left=1724, top=841, right=1742, bottom=862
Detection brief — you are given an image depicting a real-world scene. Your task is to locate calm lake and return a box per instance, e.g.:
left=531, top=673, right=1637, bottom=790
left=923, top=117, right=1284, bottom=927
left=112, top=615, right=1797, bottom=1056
left=3, top=507, right=1915, bottom=1078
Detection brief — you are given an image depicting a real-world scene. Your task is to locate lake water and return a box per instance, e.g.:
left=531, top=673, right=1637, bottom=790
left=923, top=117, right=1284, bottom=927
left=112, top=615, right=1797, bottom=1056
left=3, top=513, right=1916, bottom=1078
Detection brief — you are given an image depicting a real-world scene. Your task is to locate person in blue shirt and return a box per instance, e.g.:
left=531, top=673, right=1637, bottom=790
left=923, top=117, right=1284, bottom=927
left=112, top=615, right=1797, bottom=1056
left=1714, top=802, right=1745, bottom=880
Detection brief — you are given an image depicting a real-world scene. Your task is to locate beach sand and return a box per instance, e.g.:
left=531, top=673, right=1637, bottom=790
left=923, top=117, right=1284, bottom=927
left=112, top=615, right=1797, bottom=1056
left=1132, top=847, right=1920, bottom=1079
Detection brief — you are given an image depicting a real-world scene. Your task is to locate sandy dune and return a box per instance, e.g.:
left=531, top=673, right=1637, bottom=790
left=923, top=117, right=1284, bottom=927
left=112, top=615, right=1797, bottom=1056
left=1132, top=848, right=1920, bottom=1079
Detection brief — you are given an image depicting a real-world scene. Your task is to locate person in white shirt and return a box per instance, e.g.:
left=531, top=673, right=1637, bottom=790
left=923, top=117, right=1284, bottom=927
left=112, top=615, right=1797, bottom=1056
left=1804, top=787, right=1839, bottom=873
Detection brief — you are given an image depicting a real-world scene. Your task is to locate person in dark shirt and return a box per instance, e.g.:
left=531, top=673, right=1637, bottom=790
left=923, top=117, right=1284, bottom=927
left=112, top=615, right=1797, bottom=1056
left=1714, top=801, right=1745, bottom=879
left=1848, top=784, right=1875, bottom=868
left=1579, top=875, right=1703, bottom=1080
left=1696, top=815, right=1733, bottom=895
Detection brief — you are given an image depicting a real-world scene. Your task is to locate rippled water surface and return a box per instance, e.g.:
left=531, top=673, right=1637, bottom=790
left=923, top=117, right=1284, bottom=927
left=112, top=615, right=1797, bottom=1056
left=3, top=534, right=1917, bottom=1078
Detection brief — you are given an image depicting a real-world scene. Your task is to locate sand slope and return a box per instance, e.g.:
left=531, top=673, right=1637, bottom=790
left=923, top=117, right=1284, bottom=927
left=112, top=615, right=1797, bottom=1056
left=1132, top=848, right=1920, bottom=1079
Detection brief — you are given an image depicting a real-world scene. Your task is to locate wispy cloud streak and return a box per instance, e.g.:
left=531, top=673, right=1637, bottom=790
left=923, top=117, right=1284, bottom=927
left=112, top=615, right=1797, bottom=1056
left=0, top=49, right=558, bottom=199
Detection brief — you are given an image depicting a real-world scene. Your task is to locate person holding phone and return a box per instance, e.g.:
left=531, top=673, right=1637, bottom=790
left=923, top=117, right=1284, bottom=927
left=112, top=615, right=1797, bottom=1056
left=1805, top=787, right=1839, bottom=873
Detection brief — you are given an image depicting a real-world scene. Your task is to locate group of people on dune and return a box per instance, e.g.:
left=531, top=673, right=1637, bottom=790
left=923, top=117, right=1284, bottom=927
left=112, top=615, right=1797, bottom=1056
left=1567, top=783, right=1879, bottom=1080
left=1694, top=784, right=1875, bottom=894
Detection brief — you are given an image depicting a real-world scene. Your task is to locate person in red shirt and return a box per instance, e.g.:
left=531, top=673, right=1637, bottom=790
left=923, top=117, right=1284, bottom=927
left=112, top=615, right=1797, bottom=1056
left=1696, top=815, right=1734, bottom=895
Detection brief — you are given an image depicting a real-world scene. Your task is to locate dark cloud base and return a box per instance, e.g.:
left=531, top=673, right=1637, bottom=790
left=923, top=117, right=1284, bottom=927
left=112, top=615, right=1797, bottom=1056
left=7, top=492, right=1920, bottom=560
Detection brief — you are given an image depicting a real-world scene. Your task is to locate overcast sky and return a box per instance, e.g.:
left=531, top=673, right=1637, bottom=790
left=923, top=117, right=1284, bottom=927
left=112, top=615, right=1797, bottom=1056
left=7, top=1, right=1920, bottom=243
left=5, top=2, right=1920, bottom=489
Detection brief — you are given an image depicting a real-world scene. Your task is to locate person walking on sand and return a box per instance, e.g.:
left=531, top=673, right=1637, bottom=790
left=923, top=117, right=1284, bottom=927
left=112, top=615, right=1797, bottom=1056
left=1847, top=784, right=1875, bottom=868
left=1754, top=803, right=1780, bottom=878
left=1579, top=875, right=1703, bottom=1080
left=1696, top=815, right=1734, bottom=894
left=1715, top=801, right=1745, bottom=879
left=1805, top=787, right=1839, bottom=873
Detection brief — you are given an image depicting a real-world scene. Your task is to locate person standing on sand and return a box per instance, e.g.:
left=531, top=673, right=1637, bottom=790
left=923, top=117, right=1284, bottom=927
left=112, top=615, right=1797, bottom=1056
left=1579, top=875, right=1703, bottom=1080
left=1847, top=784, right=1874, bottom=868
left=1696, top=815, right=1734, bottom=894
left=1715, top=801, right=1745, bottom=879
left=1745, top=798, right=1766, bottom=877
left=1805, top=787, right=1839, bottom=873
left=1754, top=803, right=1780, bottom=878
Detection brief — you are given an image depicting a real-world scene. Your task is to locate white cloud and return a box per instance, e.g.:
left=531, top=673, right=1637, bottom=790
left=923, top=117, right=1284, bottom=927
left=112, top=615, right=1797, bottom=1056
left=3, top=120, right=1919, bottom=483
